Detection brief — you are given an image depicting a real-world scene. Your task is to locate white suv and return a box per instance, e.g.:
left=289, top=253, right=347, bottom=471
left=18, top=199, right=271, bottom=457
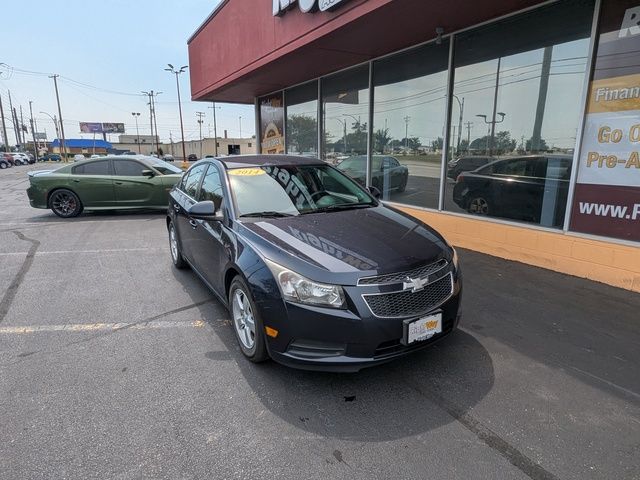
left=12, top=153, right=30, bottom=165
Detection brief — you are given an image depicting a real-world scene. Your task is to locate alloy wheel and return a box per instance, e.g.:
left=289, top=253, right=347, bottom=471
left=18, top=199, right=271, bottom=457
left=232, top=289, right=256, bottom=350
left=169, top=225, right=179, bottom=262
left=51, top=191, right=77, bottom=217
left=469, top=197, right=489, bottom=215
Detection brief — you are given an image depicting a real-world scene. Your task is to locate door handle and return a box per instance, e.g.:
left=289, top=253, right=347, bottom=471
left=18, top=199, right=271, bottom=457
left=72, top=179, right=80, bottom=183
left=114, top=181, right=123, bottom=185
left=189, top=219, right=198, bottom=229
left=173, top=204, right=181, bottom=212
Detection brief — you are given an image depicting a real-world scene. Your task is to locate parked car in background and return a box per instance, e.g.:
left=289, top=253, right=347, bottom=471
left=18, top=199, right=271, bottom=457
left=447, top=156, right=493, bottom=180
left=336, top=155, right=408, bottom=193
left=73, top=154, right=86, bottom=162
left=26, top=153, right=36, bottom=164
left=39, top=153, right=62, bottom=162
left=27, top=155, right=184, bottom=218
left=0, top=156, right=10, bottom=169
left=12, top=153, right=31, bottom=165
left=167, top=155, right=461, bottom=371
left=452, top=155, right=572, bottom=225
left=163, top=154, right=175, bottom=162
left=3, top=153, right=15, bottom=166
left=187, top=154, right=198, bottom=162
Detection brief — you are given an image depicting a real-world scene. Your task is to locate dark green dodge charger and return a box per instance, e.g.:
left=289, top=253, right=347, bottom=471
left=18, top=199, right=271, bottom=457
left=27, top=155, right=183, bottom=218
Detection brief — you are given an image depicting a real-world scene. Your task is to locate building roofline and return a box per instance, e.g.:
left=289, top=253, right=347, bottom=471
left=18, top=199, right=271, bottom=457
left=188, top=0, right=230, bottom=45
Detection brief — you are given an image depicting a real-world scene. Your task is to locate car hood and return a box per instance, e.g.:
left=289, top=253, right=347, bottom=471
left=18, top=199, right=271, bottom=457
left=239, top=205, right=451, bottom=285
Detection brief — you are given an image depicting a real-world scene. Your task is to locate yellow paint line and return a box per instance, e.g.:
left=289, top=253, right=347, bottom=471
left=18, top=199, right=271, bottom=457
left=0, top=320, right=207, bottom=334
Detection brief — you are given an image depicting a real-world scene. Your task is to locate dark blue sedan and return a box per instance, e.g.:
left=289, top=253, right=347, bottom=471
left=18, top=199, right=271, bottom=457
left=167, top=155, right=462, bottom=371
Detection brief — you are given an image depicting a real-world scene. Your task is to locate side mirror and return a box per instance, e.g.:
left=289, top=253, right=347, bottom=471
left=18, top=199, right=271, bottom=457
left=368, top=186, right=381, bottom=199
left=141, top=169, right=155, bottom=177
left=188, top=200, right=223, bottom=221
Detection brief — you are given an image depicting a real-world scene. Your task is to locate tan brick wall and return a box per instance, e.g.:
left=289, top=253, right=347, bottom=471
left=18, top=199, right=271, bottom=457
left=399, top=207, right=640, bottom=293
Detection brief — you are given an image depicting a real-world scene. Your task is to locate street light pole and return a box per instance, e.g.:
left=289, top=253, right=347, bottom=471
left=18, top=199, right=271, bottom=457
left=131, top=112, right=141, bottom=153
left=196, top=111, right=205, bottom=158
left=49, top=74, right=67, bottom=161
left=476, top=112, right=506, bottom=155
left=209, top=102, right=220, bottom=156
left=165, top=64, right=188, bottom=163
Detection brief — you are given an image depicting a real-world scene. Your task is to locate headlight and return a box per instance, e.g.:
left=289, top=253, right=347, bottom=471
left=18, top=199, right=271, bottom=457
left=451, top=247, right=459, bottom=269
left=265, top=259, right=346, bottom=309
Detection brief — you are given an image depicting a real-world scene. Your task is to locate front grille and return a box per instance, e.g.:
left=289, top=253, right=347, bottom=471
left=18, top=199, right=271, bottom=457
left=358, top=259, right=448, bottom=286
left=362, top=273, right=453, bottom=318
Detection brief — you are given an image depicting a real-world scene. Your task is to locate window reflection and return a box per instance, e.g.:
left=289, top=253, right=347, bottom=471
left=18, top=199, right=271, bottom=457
left=445, top=0, right=594, bottom=228
left=286, top=81, right=318, bottom=157
left=371, top=41, right=449, bottom=205
left=322, top=65, right=369, bottom=165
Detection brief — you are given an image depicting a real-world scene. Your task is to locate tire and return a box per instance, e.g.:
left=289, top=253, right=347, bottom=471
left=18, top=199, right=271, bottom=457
left=229, top=276, right=269, bottom=363
left=0, top=162, right=6, bottom=169
left=467, top=195, right=490, bottom=216
left=397, top=176, right=407, bottom=193
left=168, top=221, right=187, bottom=269
left=48, top=189, right=83, bottom=218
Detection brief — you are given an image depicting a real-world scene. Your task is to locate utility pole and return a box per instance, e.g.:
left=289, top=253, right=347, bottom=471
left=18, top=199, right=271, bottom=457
left=208, top=102, right=220, bottom=156
left=12, top=107, right=21, bottom=145
left=239, top=116, right=243, bottom=139
left=0, top=93, right=8, bottom=151
left=465, top=121, right=473, bottom=152
left=169, top=131, right=174, bottom=156
left=29, top=101, right=37, bottom=157
left=19, top=105, right=25, bottom=146
left=8, top=91, right=19, bottom=145
left=142, top=90, right=159, bottom=153
left=50, top=75, right=67, bottom=161
left=403, top=116, right=410, bottom=151
left=196, top=111, right=205, bottom=158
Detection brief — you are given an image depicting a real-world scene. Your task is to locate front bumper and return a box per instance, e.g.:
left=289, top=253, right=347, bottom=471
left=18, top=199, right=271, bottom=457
left=258, top=271, right=462, bottom=372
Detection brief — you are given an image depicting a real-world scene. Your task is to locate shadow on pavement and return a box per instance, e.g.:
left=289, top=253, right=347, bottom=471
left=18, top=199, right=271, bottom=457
left=171, top=266, right=495, bottom=442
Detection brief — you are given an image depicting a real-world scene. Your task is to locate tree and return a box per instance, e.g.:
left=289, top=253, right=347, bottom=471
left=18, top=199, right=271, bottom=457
left=459, top=138, right=470, bottom=153
left=430, top=137, right=443, bottom=151
left=526, top=136, right=549, bottom=152
left=287, top=114, right=318, bottom=154
left=345, top=120, right=368, bottom=154
left=373, top=128, right=391, bottom=153
left=469, top=131, right=516, bottom=154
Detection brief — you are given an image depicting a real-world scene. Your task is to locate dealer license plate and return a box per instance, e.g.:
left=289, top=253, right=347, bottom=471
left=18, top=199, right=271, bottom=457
left=404, top=312, right=442, bottom=345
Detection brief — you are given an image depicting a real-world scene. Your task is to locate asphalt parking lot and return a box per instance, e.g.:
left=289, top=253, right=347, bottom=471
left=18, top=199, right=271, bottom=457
left=1, top=164, right=639, bottom=480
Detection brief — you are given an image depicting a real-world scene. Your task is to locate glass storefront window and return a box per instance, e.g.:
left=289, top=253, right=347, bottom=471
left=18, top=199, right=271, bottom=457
left=322, top=65, right=369, bottom=170
left=444, top=0, right=594, bottom=228
left=285, top=81, right=318, bottom=157
left=371, top=40, right=449, bottom=204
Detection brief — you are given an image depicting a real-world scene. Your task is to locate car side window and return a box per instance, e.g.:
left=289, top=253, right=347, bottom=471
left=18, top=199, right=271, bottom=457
left=182, top=164, right=207, bottom=198
left=113, top=160, right=145, bottom=176
left=73, top=160, right=110, bottom=175
left=198, top=165, right=224, bottom=210
left=494, top=159, right=527, bottom=176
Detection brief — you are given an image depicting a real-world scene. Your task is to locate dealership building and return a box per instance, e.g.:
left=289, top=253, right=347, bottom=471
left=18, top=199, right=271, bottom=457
left=188, top=0, right=640, bottom=292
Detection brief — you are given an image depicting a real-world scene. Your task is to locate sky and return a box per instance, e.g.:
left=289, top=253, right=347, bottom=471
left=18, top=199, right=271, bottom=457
left=0, top=0, right=255, bottom=146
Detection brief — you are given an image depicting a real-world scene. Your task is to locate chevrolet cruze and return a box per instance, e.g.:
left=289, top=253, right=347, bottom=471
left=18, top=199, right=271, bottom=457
left=167, top=155, right=462, bottom=371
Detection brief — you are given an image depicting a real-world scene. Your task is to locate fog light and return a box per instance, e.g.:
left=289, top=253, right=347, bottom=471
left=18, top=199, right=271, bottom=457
left=265, top=326, right=278, bottom=338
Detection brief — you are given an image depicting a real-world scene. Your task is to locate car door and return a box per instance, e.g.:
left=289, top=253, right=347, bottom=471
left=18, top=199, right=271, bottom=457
left=176, top=164, right=208, bottom=263
left=70, top=160, right=115, bottom=207
left=112, top=159, right=165, bottom=207
left=189, top=164, right=228, bottom=295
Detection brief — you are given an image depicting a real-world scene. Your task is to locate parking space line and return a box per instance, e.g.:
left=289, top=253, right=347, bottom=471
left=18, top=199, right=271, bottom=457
left=0, top=247, right=163, bottom=257
left=0, top=319, right=206, bottom=334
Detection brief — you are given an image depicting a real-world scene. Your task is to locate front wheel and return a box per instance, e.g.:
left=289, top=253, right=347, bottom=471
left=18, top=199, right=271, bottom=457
left=168, top=221, right=187, bottom=269
left=229, top=277, right=269, bottom=363
left=49, top=189, right=83, bottom=218
left=0, top=162, right=6, bottom=169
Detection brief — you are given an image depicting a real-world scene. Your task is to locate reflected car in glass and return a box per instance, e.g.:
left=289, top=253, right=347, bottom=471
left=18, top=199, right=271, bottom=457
left=336, top=155, right=408, bottom=193
left=452, top=155, right=572, bottom=226
left=26, top=155, right=184, bottom=218
left=447, top=156, right=493, bottom=180
left=167, top=155, right=461, bottom=372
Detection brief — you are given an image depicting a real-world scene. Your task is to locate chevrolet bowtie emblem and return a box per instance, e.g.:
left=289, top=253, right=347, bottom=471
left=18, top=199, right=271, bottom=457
left=403, top=276, right=428, bottom=293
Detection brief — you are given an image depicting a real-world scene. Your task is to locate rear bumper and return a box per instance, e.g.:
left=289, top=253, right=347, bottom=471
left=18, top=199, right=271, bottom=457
left=26, top=185, right=48, bottom=209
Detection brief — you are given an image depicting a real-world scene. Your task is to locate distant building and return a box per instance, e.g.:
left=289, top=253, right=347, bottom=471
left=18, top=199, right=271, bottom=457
left=50, top=139, right=112, bottom=156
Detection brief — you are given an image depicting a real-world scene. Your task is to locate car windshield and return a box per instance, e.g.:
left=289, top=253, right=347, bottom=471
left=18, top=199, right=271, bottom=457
left=150, top=159, right=182, bottom=175
left=228, top=164, right=376, bottom=218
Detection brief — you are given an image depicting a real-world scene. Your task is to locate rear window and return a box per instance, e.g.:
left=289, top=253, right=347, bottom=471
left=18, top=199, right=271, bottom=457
left=73, top=161, right=110, bottom=175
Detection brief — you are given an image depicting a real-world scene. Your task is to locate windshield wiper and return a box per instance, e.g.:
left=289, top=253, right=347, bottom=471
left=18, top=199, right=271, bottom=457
left=313, top=203, right=373, bottom=213
left=239, top=211, right=295, bottom=218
